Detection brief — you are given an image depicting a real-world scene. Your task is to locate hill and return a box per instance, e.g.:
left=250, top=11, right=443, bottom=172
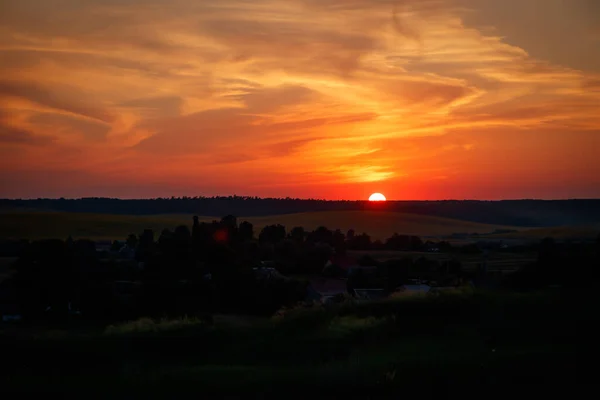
left=0, top=210, right=523, bottom=241
left=2, top=198, right=600, bottom=227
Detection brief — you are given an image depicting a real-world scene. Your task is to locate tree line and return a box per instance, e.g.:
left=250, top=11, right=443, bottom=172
left=3, top=198, right=600, bottom=226
left=2, top=214, right=599, bottom=325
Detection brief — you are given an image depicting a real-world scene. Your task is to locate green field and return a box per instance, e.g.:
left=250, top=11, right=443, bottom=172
left=0, top=289, right=581, bottom=394
left=0, top=210, right=525, bottom=241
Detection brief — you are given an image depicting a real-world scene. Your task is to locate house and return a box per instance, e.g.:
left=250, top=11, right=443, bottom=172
left=353, top=288, right=387, bottom=301
left=329, top=254, right=359, bottom=270
left=118, top=245, right=136, bottom=260
left=347, top=266, right=379, bottom=275
left=394, top=282, right=431, bottom=296
left=429, top=286, right=461, bottom=295
left=95, top=240, right=113, bottom=252
left=306, top=277, right=348, bottom=303
left=253, top=267, right=286, bottom=280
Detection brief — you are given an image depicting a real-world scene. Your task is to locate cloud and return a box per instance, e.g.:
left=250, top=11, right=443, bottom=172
left=263, top=137, right=325, bottom=157
left=1, top=0, right=600, bottom=198
left=0, top=80, right=114, bottom=123
left=131, top=84, right=377, bottom=156
left=118, top=96, right=184, bottom=118
left=0, top=124, right=55, bottom=146
left=27, top=113, right=111, bottom=141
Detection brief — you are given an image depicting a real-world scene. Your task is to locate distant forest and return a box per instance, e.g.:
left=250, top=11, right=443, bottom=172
left=2, top=197, right=600, bottom=227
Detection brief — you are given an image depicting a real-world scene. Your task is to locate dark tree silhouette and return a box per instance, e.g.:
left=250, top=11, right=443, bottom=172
left=348, top=232, right=371, bottom=250
left=290, top=226, right=305, bottom=242
left=259, top=224, right=286, bottom=244
left=346, top=229, right=355, bottom=241
left=239, top=221, right=254, bottom=242
left=126, top=234, right=138, bottom=249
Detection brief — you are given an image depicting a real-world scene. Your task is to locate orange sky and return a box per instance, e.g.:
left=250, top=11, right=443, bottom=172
left=1, top=0, right=599, bottom=200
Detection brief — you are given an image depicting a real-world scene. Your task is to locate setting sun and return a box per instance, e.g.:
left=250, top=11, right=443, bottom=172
left=368, top=193, right=387, bottom=201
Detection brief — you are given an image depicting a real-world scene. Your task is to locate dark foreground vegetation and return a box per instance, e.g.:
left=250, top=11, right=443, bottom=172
left=0, top=213, right=596, bottom=395
left=2, top=214, right=597, bottom=321
left=0, top=289, right=586, bottom=395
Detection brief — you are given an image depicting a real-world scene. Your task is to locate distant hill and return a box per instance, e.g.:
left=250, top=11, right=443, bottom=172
left=1, top=198, right=600, bottom=227
left=0, top=210, right=523, bottom=241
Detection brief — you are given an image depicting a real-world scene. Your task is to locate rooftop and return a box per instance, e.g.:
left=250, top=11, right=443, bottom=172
left=308, top=277, right=347, bottom=295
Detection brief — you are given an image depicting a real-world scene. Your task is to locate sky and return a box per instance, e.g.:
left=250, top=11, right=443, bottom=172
left=1, top=0, right=599, bottom=200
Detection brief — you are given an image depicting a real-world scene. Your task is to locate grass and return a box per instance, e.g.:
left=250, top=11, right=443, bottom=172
left=349, top=250, right=538, bottom=273
left=103, top=316, right=207, bottom=336
left=0, top=210, right=524, bottom=241
left=486, top=225, right=600, bottom=240
left=0, top=289, right=582, bottom=394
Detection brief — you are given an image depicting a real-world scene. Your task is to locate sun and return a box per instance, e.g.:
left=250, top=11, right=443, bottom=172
left=368, top=192, right=387, bottom=201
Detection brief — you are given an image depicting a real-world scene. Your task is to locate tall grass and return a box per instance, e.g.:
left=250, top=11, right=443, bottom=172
left=0, top=289, right=579, bottom=394
left=104, top=316, right=207, bottom=336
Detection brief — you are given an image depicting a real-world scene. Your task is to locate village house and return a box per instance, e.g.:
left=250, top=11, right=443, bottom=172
left=353, top=288, right=387, bottom=301
left=305, top=277, right=348, bottom=304
left=393, top=280, right=432, bottom=296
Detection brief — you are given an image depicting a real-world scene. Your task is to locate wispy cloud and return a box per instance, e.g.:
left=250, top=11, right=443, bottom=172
left=0, top=0, right=599, bottom=198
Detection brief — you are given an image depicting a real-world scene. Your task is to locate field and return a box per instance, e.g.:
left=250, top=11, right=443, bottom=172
left=348, top=250, right=537, bottom=273
left=0, top=289, right=582, bottom=394
left=0, top=210, right=525, bottom=241
left=485, top=225, right=600, bottom=241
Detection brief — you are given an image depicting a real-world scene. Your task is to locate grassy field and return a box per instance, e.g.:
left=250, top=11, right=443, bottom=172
left=0, top=289, right=582, bottom=395
left=348, top=250, right=537, bottom=273
left=0, top=210, right=524, bottom=241
left=485, top=225, right=600, bottom=241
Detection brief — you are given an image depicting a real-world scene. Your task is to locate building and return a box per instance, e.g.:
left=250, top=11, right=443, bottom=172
left=253, top=267, right=286, bottom=280
left=306, top=277, right=348, bottom=303
left=394, top=282, right=431, bottom=296
left=329, top=254, right=359, bottom=270
left=353, top=288, right=387, bottom=301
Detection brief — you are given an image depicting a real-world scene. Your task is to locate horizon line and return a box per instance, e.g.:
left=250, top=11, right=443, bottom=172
left=2, top=196, right=600, bottom=202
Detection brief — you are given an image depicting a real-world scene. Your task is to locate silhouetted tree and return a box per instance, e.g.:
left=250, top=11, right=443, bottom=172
left=308, top=226, right=333, bottom=245
left=290, top=226, right=305, bottom=242
left=259, top=224, right=286, bottom=244
left=192, top=216, right=201, bottom=243
left=346, top=229, right=355, bottom=241
left=302, top=243, right=333, bottom=274
left=136, top=229, right=155, bottom=262
left=383, top=258, right=413, bottom=291
left=239, top=221, right=254, bottom=242
left=332, top=229, right=346, bottom=254
left=372, top=240, right=384, bottom=250
left=174, top=225, right=191, bottom=241
left=13, top=239, right=76, bottom=319
left=126, top=234, right=138, bottom=249
left=348, top=232, right=371, bottom=250
left=410, top=236, right=424, bottom=251
left=110, top=240, right=122, bottom=252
